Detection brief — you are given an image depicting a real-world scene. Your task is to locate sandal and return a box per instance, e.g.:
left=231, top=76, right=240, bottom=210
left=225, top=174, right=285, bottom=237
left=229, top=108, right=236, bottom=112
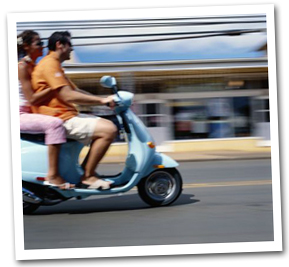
left=76, top=179, right=112, bottom=190
left=44, top=181, right=74, bottom=190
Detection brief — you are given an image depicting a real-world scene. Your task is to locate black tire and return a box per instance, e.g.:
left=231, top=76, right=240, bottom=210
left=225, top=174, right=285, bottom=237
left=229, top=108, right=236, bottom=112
left=137, top=168, right=183, bottom=207
left=23, top=202, right=39, bottom=215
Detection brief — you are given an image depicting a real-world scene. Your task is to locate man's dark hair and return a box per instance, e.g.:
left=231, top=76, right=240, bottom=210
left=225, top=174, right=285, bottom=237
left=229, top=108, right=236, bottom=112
left=48, top=31, right=71, bottom=51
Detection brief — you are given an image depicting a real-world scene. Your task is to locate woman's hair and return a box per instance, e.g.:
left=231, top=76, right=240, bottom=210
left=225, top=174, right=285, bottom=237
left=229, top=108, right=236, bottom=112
left=48, top=31, right=71, bottom=51
left=17, top=30, right=39, bottom=59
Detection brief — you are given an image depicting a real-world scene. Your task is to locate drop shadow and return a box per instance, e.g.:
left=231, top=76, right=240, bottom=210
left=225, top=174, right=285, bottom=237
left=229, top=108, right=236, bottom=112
left=26, top=193, right=199, bottom=216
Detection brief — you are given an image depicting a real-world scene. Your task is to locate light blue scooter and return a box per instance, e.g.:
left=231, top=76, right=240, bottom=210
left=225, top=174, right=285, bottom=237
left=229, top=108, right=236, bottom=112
left=21, top=76, right=183, bottom=214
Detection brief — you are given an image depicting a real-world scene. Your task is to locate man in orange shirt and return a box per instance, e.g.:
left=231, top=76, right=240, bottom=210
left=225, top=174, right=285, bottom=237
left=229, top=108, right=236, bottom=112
left=32, top=31, right=117, bottom=190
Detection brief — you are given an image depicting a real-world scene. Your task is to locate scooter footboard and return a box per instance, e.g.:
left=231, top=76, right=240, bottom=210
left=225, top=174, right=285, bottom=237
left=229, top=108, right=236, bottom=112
left=64, top=153, right=178, bottom=197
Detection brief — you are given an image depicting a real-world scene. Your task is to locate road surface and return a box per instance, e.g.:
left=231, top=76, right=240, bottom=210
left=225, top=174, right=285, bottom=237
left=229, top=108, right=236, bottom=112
left=23, top=159, right=274, bottom=249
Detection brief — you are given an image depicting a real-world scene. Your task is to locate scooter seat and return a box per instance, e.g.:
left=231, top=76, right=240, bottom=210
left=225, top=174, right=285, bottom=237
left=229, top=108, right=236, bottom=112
left=20, top=133, right=46, bottom=143
left=20, top=133, right=76, bottom=143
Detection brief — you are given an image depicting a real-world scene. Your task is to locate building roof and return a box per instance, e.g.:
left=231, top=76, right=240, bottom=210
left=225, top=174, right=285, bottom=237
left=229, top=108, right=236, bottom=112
left=63, top=57, right=268, bottom=80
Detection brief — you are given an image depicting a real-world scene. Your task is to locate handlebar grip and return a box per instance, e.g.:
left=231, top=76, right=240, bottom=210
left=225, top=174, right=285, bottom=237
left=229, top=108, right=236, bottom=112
left=106, top=100, right=118, bottom=107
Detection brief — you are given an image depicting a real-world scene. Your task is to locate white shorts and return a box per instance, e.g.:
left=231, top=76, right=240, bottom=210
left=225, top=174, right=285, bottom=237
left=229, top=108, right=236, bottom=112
left=63, top=114, right=100, bottom=145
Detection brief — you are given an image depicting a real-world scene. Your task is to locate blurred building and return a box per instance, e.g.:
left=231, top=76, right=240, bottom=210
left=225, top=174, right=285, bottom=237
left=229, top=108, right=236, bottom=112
left=64, top=57, right=270, bottom=146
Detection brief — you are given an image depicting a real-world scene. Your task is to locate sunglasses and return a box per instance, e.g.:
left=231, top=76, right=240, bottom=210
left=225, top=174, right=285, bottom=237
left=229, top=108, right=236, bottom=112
left=36, top=41, right=44, bottom=47
left=67, top=41, right=73, bottom=47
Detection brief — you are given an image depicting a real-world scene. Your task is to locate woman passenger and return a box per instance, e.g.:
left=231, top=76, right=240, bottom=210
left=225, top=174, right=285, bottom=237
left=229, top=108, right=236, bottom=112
left=18, top=30, right=73, bottom=189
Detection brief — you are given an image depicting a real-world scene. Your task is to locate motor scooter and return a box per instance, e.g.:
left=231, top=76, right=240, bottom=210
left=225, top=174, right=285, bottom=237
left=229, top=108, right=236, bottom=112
left=21, top=76, right=183, bottom=214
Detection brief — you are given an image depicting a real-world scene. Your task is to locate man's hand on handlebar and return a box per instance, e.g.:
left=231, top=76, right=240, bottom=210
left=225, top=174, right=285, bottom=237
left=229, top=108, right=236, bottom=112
left=101, top=95, right=116, bottom=108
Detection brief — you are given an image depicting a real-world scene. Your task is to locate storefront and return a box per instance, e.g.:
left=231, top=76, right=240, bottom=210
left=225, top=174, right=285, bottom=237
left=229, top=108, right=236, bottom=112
left=64, top=57, right=270, bottom=146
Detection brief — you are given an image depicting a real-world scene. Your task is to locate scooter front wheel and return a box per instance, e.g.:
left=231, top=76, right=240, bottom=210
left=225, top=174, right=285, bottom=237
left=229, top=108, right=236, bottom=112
left=137, top=168, right=182, bottom=207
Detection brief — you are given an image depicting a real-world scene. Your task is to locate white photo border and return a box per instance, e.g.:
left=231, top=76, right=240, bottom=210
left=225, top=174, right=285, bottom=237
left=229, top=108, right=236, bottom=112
left=7, top=4, right=282, bottom=261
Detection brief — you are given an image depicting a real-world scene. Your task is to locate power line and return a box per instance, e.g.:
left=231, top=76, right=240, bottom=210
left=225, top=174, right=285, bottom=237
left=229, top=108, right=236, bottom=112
left=16, top=20, right=266, bottom=31
left=70, top=29, right=266, bottom=47
left=57, top=28, right=266, bottom=41
left=16, top=14, right=266, bottom=26
left=16, top=15, right=266, bottom=48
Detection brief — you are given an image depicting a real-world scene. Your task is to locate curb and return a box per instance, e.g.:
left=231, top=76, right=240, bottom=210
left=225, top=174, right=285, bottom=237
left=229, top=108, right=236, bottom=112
left=92, top=152, right=271, bottom=164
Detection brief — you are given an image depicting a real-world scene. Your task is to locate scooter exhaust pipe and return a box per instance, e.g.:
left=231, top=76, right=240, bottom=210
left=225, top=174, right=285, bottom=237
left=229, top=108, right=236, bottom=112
left=22, top=187, right=43, bottom=204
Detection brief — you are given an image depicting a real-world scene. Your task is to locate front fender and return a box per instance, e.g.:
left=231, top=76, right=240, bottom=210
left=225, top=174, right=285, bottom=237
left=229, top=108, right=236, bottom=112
left=142, top=152, right=179, bottom=178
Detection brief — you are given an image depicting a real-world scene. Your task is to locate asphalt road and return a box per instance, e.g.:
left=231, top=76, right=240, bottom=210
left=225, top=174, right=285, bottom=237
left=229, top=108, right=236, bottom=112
left=23, top=159, right=274, bottom=250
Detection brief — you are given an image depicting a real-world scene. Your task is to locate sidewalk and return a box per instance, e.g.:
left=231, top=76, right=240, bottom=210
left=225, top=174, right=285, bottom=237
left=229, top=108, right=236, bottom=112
left=97, top=150, right=271, bottom=164
left=79, top=138, right=272, bottom=164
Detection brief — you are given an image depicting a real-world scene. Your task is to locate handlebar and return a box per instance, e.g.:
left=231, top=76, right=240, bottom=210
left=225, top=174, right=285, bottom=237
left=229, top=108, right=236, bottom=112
left=105, top=85, right=121, bottom=107
left=112, top=85, right=118, bottom=95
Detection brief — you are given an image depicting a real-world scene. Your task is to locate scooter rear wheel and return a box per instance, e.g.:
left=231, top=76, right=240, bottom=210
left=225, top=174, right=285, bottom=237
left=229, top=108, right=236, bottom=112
left=137, top=168, right=182, bottom=207
left=23, top=202, right=39, bottom=215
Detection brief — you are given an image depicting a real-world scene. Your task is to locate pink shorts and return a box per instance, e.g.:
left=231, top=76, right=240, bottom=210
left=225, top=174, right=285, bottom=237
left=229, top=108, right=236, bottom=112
left=20, top=108, right=66, bottom=145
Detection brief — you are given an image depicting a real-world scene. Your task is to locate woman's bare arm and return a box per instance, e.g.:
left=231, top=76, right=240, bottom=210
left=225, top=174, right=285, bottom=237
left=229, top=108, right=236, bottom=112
left=18, top=63, right=55, bottom=106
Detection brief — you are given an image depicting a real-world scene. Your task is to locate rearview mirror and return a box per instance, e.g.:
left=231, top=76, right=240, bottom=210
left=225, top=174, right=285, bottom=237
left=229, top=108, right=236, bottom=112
left=100, top=76, right=117, bottom=88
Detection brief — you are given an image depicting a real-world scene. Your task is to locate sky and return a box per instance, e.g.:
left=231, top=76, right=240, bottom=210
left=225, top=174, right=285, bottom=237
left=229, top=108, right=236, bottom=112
left=16, top=14, right=268, bottom=63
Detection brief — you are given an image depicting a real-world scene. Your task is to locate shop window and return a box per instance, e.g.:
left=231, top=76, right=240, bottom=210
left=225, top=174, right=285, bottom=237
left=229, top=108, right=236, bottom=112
left=253, top=97, right=270, bottom=123
left=173, top=97, right=252, bottom=140
left=137, top=103, right=166, bottom=128
left=232, top=97, right=251, bottom=137
left=173, top=101, right=209, bottom=139
left=252, top=97, right=271, bottom=141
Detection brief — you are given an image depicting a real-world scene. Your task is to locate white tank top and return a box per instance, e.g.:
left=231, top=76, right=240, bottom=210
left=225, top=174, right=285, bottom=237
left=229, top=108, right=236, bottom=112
left=18, top=80, right=29, bottom=108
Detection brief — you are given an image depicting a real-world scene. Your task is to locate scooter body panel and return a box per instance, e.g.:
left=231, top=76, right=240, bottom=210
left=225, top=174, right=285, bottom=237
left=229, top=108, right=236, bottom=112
left=21, top=139, right=84, bottom=184
left=21, top=140, right=48, bottom=183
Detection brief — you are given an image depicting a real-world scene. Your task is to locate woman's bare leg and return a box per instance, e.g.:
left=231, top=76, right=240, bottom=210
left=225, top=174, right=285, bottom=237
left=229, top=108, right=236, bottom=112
left=47, top=144, right=74, bottom=189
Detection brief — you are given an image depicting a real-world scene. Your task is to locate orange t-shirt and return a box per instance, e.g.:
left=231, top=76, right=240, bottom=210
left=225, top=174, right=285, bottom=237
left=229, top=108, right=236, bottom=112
left=31, top=51, right=78, bottom=121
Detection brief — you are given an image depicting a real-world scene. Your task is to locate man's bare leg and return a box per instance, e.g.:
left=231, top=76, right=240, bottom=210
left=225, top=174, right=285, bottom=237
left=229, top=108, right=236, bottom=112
left=81, top=118, right=117, bottom=187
